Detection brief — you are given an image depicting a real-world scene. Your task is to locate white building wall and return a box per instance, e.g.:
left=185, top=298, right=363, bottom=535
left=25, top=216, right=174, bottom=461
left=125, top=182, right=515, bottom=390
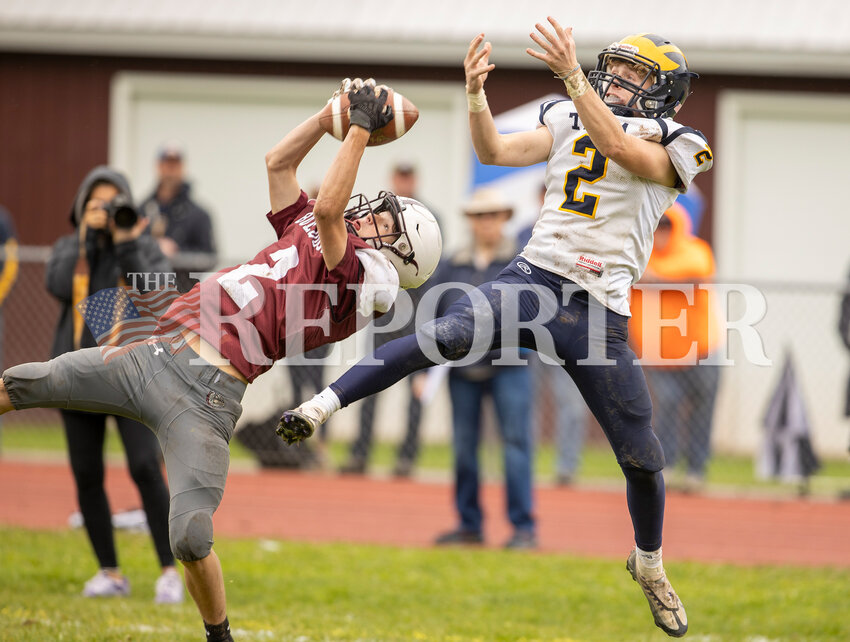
left=714, top=91, right=850, bottom=457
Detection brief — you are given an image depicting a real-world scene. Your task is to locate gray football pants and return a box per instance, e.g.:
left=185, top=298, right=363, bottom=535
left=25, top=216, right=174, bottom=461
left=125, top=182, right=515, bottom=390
left=3, top=337, right=246, bottom=561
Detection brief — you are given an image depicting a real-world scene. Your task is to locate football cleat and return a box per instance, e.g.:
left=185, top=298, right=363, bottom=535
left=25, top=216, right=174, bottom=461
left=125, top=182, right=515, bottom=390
left=627, top=549, right=688, bottom=637
left=277, top=408, right=319, bottom=445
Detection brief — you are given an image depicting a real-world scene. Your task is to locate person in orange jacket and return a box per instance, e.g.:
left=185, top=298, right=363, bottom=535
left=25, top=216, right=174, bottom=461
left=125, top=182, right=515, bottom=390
left=629, top=200, right=722, bottom=491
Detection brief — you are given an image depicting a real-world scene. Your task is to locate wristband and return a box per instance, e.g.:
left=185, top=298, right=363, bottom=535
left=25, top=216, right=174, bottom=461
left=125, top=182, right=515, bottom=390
left=466, top=89, right=488, bottom=113
left=554, top=63, right=582, bottom=80
left=563, top=69, right=591, bottom=100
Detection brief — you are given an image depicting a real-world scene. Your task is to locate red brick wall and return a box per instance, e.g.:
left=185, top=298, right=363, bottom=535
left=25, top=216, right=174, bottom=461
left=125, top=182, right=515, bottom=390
left=3, top=50, right=850, bottom=247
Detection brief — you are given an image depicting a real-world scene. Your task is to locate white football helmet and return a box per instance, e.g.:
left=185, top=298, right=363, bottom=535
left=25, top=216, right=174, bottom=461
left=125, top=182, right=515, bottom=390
left=344, top=191, right=442, bottom=289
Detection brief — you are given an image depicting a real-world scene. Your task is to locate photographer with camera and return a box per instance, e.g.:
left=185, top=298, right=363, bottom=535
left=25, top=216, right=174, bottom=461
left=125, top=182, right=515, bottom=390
left=45, top=166, right=182, bottom=603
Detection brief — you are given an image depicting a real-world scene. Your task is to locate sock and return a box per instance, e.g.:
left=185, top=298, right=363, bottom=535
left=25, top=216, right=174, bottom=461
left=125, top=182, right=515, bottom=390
left=304, top=388, right=341, bottom=423
left=205, top=616, right=233, bottom=642
left=635, top=546, right=663, bottom=574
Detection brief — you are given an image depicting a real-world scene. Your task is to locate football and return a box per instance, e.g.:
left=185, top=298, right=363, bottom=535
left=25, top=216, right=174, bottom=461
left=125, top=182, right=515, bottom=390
left=318, top=85, right=419, bottom=146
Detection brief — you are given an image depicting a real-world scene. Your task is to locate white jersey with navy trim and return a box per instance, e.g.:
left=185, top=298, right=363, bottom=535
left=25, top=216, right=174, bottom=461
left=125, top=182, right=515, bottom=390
left=520, top=99, right=713, bottom=316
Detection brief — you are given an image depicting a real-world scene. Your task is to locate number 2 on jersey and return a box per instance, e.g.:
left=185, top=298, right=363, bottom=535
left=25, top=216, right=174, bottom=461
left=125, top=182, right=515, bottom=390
left=560, top=134, right=609, bottom=218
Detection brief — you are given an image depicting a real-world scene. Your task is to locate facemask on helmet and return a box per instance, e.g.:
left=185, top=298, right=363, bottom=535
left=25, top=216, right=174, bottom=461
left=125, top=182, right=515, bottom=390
left=344, top=191, right=442, bottom=289
left=586, top=33, right=697, bottom=119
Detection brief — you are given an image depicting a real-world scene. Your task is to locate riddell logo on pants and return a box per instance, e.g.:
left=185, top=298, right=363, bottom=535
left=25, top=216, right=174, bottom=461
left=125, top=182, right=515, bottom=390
left=576, top=255, right=603, bottom=276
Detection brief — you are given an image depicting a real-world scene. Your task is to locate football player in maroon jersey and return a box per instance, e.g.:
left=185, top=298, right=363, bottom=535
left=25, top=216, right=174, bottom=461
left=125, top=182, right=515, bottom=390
left=0, top=78, right=441, bottom=642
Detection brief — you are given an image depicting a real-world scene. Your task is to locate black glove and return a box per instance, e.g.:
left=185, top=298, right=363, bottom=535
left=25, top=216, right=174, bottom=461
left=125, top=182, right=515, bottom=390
left=348, top=86, right=393, bottom=133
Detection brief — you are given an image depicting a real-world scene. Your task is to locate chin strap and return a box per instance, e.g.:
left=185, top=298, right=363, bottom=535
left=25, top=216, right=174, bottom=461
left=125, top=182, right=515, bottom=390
left=609, top=105, right=636, bottom=117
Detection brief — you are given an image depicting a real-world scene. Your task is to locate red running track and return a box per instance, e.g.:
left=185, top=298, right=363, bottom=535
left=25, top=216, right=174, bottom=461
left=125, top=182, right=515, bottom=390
left=1, top=458, right=849, bottom=567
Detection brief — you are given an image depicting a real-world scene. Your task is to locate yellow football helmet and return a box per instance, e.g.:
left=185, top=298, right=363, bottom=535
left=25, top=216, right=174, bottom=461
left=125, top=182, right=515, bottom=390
left=587, top=33, right=697, bottom=119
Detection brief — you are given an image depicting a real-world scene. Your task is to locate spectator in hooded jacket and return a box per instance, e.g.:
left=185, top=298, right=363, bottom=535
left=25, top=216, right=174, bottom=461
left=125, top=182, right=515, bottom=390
left=46, top=166, right=183, bottom=602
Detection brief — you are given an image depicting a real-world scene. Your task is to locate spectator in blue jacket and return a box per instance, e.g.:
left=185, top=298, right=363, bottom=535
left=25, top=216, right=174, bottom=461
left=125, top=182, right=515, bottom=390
left=431, top=187, right=536, bottom=549
left=518, top=184, right=587, bottom=485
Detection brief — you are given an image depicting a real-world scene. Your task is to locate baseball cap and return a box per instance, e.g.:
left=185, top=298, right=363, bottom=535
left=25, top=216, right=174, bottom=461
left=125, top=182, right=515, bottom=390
left=393, top=161, right=416, bottom=175
left=157, top=143, right=184, bottom=161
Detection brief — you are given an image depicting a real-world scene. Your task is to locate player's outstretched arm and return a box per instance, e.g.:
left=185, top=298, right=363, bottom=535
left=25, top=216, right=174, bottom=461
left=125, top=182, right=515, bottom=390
left=527, top=16, right=677, bottom=186
left=313, top=83, right=393, bottom=271
left=465, top=34, right=553, bottom=168
left=266, top=111, right=326, bottom=213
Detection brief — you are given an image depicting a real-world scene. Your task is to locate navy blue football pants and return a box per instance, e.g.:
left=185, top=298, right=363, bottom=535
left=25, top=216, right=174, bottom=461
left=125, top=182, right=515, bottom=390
left=331, top=257, right=666, bottom=550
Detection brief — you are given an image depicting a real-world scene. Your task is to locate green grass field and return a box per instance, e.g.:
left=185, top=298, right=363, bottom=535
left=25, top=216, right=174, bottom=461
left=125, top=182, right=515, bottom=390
left=3, top=424, right=850, bottom=639
left=1, top=527, right=848, bottom=641
left=4, top=421, right=850, bottom=498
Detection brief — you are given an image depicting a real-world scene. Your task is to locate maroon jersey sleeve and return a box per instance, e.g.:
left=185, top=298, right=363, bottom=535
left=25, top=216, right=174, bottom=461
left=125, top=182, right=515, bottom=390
left=266, top=190, right=311, bottom=239
left=320, top=235, right=367, bottom=319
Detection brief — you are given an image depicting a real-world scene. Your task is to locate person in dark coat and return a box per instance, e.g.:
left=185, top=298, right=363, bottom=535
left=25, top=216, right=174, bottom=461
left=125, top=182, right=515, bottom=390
left=46, top=165, right=183, bottom=603
left=338, top=161, right=440, bottom=477
left=140, top=144, right=216, bottom=292
left=429, top=187, right=536, bottom=549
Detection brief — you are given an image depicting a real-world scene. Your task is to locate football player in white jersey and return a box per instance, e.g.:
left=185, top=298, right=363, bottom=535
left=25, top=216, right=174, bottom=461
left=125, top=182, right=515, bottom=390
left=281, top=18, right=712, bottom=638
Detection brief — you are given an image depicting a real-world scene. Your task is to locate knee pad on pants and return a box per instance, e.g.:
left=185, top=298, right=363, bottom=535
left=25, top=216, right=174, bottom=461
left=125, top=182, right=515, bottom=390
left=420, top=311, right=480, bottom=362
left=620, top=465, right=664, bottom=497
left=614, top=425, right=666, bottom=473
left=3, top=358, right=70, bottom=410
left=169, top=508, right=214, bottom=562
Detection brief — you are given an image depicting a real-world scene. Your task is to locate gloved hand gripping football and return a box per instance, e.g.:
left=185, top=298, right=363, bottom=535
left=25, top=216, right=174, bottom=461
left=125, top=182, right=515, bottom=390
left=318, top=77, right=419, bottom=146
left=348, top=85, right=394, bottom=133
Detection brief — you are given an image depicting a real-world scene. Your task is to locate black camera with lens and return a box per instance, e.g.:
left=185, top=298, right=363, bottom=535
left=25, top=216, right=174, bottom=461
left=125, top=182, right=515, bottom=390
left=104, top=194, right=139, bottom=229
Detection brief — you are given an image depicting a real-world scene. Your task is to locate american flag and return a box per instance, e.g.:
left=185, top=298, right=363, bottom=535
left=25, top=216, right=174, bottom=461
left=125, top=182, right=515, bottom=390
left=76, top=286, right=189, bottom=361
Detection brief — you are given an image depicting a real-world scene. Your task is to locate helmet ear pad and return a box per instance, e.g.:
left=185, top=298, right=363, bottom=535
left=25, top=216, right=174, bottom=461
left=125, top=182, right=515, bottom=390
left=386, top=196, right=442, bottom=289
left=641, top=75, right=692, bottom=118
